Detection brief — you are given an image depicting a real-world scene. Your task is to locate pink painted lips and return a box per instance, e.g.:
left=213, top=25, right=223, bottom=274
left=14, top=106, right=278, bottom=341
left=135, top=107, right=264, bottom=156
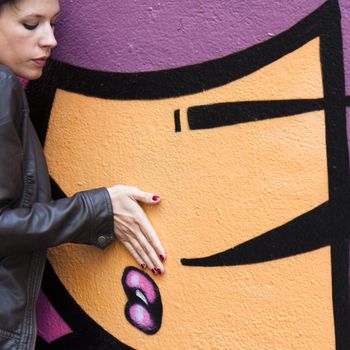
left=122, top=267, right=163, bottom=334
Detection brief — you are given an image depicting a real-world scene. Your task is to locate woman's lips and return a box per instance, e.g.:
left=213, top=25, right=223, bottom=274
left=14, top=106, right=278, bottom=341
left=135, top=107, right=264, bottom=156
left=122, top=266, right=163, bottom=334
left=32, top=58, right=47, bottom=67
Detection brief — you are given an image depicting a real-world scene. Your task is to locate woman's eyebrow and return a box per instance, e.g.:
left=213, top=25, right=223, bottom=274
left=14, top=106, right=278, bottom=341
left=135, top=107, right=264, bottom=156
left=22, top=11, right=60, bottom=19
left=187, top=99, right=325, bottom=130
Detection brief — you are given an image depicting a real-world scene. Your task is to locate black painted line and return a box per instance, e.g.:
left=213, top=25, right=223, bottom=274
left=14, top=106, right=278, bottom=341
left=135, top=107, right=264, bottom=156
left=181, top=202, right=331, bottom=266
left=28, top=1, right=332, bottom=101
left=320, top=5, right=349, bottom=205
left=174, top=109, right=181, bottom=132
left=319, top=1, right=350, bottom=349
left=26, top=74, right=57, bottom=146
left=331, top=240, right=350, bottom=350
left=187, top=99, right=324, bottom=130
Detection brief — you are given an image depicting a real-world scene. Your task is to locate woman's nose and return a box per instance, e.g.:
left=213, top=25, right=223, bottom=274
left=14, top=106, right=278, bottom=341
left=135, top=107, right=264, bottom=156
left=39, top=24, right=57, bottom=49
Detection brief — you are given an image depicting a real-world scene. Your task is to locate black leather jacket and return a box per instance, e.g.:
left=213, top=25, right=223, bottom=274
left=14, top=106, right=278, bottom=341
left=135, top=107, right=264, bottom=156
left=0, top=65, right=115, bottom=350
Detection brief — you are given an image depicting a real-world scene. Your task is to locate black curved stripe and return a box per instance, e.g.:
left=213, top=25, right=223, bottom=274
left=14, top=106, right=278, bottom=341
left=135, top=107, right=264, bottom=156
left=187, top=99, right=324, bottom=130
left=26, top=0, right=334, bottom=144
left=28, top=1, right=332, bottom=101
left=319, top=2, right=350, bottom=346
left=181, top=202, right=331, bottom=266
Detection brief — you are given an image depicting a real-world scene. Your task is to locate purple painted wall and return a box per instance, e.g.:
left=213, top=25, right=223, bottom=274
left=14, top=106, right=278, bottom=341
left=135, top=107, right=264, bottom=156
left=52, top=0, right=327, bottom=72
left=339, top=0, right=350, bottom=94
left=339, top=0, right=350, bottom=148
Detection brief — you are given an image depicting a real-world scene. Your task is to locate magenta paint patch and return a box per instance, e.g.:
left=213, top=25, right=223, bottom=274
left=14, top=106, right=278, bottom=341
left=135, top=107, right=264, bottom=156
left=125, top=269, right=157, bottom=303
left=347, top=108, right=350, bottom=162
left=129, top=304, right=154, bottom=330
left=36, top=290, right=72, bottom=343
left=122, top=267, right=162, bottom=335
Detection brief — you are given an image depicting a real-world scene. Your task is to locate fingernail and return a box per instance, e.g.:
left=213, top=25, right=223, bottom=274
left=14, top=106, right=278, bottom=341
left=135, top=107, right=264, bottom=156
left=160, top=255, right=165, bottom=261
left=156, top=268, right=162, bottom=274
left=152, top=195, right=160, bottom=201
left=151, top=268, right=157, bottom=275
left=141, top=263, right=146, bottom=269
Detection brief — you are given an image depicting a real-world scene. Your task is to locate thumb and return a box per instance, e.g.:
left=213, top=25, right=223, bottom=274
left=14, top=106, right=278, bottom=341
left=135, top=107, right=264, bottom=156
left=132, top=189, right=161, bottom=204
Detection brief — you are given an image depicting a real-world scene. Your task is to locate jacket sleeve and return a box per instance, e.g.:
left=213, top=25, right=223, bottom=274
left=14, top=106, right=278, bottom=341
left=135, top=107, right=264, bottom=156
left=0, top=68, right=115, bottom=256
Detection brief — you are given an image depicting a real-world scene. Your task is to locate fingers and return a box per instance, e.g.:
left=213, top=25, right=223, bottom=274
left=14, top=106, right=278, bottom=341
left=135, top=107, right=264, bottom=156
left=122, top=241, right=147, bottom=268
left=122, top=231, right=163, bottom=275
left=129, top=188, right=166, bottom=261
left=131, top=187, right=161, bottom=205
left=108, top=185, right=166, bottom=274
left=114, top=210, right=165, bottom=274
left=122, top=241, right=153, bottom=272
left=133, top=226, right=165, bottom=274
left=137, top=210, right=166, bottom=262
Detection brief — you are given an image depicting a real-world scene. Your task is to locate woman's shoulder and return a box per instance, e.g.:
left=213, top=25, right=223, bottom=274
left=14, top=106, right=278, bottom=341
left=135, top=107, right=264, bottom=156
left=0, top=64, right=16, bottom=78
left=0, top=65, right=24, bottom=125
left=0, top=64, right=21, bottom=92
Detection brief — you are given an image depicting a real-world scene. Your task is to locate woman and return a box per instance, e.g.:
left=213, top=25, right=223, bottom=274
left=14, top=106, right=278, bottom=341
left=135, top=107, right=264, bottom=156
left=0, top=0, right=166, bottom=349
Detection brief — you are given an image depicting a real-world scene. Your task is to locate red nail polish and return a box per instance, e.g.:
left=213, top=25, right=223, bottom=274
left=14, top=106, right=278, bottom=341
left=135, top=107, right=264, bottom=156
left=151, top=268, right=157, bottom=274
left=141, top=263, right=146, bottom=269
left=160, top=255, right=165, bottom=261
left=152, top=195, right=160, bottom=201
left=156, top=268, right=162, bottom=274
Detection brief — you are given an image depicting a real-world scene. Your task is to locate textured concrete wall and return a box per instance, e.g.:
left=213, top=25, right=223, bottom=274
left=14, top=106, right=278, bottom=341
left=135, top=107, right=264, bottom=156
left=30, top=1, right=350, bottom=349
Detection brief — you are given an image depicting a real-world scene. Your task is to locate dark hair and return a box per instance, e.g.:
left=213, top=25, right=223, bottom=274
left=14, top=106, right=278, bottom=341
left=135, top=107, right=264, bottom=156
left=0, top=0, right=18, bottom=10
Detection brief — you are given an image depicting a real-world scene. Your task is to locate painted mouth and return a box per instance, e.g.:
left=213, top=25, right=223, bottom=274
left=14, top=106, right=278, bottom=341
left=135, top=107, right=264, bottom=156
left=122, top=266, right=163, bottom=335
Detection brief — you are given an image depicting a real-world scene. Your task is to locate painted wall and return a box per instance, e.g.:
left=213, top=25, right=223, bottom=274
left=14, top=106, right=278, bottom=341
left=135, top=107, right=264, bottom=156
left=26, top=1, right=350, bottom=349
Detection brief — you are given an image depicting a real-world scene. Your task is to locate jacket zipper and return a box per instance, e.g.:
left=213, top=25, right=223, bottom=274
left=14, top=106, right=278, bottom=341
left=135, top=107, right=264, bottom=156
left=21, top=174, right=35, bottom=208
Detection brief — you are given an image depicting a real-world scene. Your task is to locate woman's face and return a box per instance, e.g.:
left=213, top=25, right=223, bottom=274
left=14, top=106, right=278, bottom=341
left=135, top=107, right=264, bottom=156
left=0, top=0, right=59, bottom=79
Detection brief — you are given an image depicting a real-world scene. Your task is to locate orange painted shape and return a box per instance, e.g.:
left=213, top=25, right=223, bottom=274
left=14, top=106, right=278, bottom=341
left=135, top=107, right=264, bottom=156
left=45, top=38, right=334, bottom=349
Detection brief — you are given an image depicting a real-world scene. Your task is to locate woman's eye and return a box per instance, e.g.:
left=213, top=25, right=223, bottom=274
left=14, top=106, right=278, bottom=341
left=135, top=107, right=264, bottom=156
left=23, top=23, right=38, bottom=30
left=50, top=23, right=56, bottom=30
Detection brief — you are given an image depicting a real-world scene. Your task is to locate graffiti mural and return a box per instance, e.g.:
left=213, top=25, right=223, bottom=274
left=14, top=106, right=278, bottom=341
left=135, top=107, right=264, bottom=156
left=26, top=0, right=350, bottom=349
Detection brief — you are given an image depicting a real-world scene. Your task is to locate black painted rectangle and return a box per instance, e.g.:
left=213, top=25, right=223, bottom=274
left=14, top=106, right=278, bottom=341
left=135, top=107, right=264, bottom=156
left=174, top=109, right=181, bottom=132
left=187, top=99, right=324, bottom=130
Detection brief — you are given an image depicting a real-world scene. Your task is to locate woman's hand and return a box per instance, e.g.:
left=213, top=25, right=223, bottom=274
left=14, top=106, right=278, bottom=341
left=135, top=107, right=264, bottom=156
left=107, top=185, right=166, bottom=275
